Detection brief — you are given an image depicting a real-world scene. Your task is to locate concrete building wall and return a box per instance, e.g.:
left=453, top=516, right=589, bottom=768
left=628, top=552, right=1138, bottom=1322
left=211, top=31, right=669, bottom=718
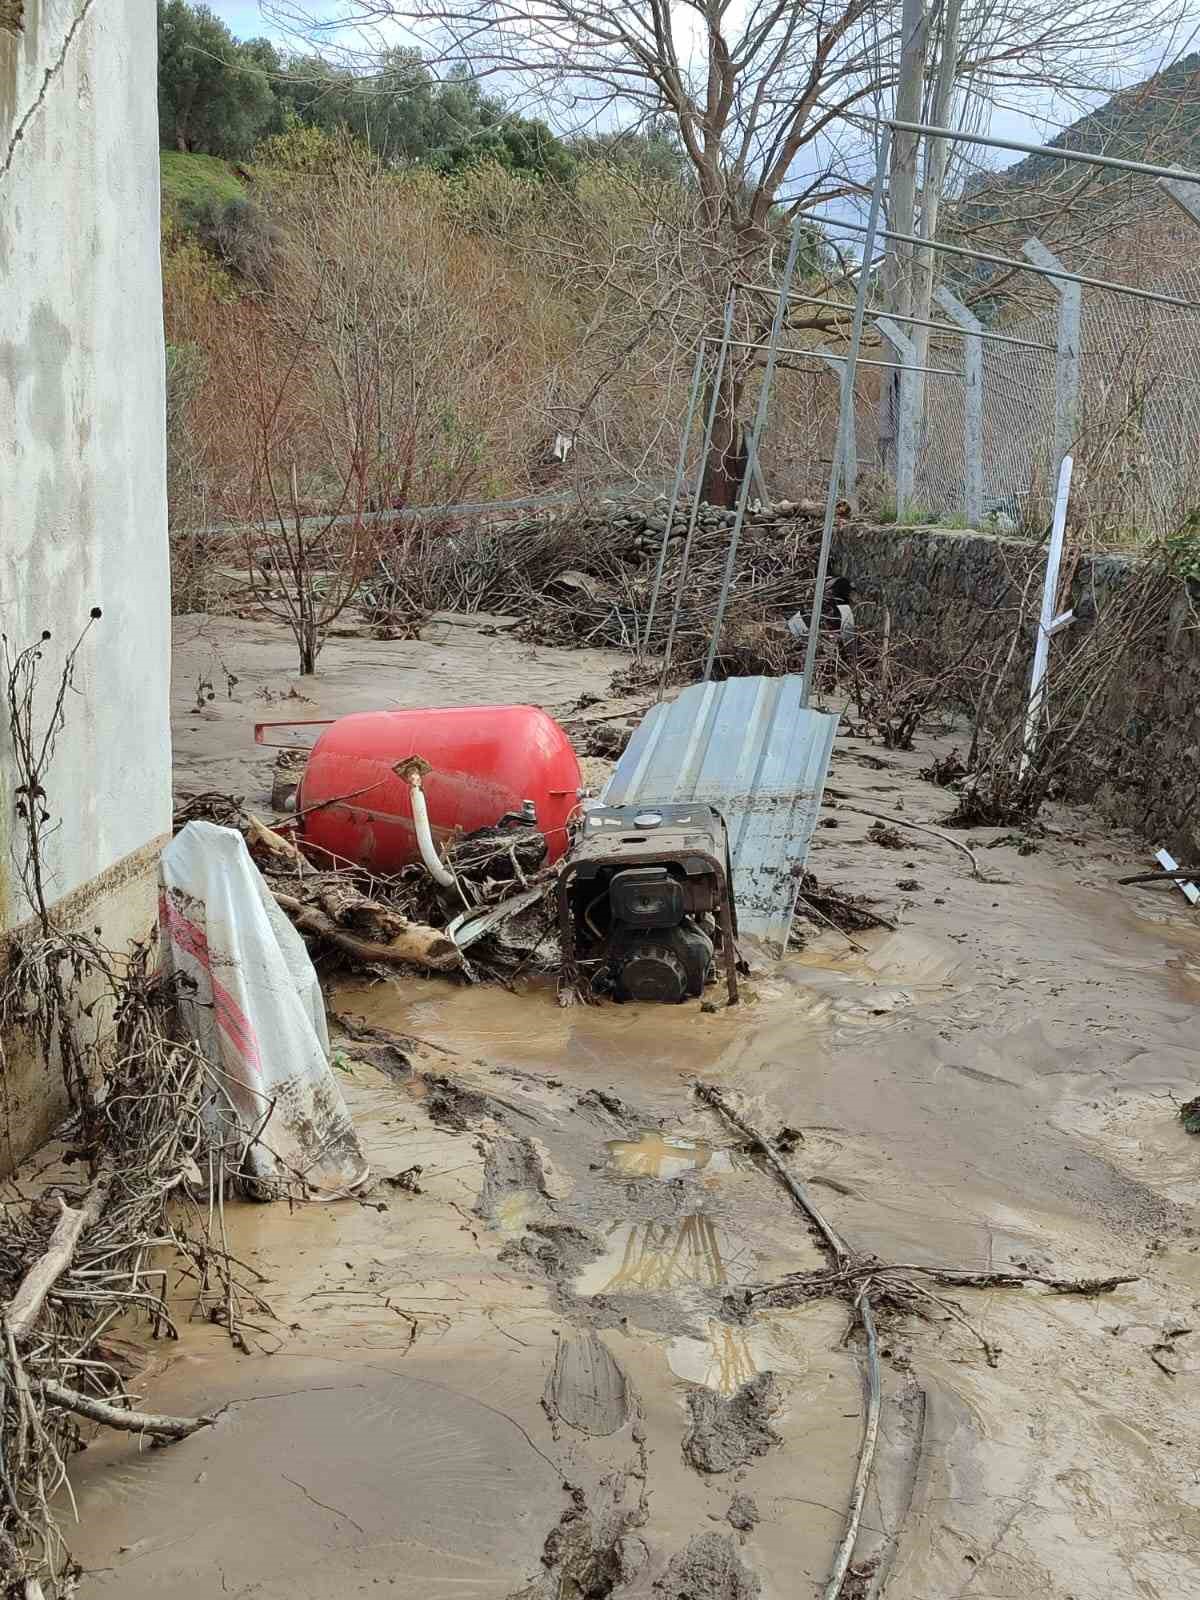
left=0, top=0, right=171, bottom=1158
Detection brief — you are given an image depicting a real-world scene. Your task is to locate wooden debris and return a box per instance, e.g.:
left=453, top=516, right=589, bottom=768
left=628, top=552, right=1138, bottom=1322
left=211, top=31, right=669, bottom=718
left=39, top=1381, right=214, bottom=1442
left=6, top=1167, right=114, bottom=1343
left=273, top=890, right=462, bottom=972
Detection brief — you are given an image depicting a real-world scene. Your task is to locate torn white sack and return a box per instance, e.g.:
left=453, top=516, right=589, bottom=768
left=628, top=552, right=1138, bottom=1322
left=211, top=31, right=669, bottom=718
left=159, top=820, right=369, bottom=1197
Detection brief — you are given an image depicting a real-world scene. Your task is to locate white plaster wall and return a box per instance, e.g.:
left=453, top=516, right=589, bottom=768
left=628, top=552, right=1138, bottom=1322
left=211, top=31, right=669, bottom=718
left=0, top=0, right=171, bottom=928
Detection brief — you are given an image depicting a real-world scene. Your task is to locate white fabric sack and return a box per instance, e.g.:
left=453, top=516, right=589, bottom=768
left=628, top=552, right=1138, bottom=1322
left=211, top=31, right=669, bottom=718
left=159, top=821, right=368, bottom=1197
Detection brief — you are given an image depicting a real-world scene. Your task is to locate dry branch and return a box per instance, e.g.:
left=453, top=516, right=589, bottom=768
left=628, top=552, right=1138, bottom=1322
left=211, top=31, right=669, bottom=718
left=38, top=1382, right=214, bottom=1442
left=5, top=1167, right=113, bottom=1343
left=836, top=803, right=986, bottom=880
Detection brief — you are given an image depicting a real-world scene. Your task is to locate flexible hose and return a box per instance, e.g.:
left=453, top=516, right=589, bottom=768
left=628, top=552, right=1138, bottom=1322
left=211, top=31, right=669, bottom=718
left=408, top=777, right=456, bottom=888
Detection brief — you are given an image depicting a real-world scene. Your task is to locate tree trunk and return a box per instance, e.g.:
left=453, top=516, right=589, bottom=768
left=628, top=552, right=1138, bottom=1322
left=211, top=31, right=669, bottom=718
left=700, top=370, right=745, bottom=508
left=910, top=0, right=963, bottom=428
left=878, top=0, right=928, bottom=478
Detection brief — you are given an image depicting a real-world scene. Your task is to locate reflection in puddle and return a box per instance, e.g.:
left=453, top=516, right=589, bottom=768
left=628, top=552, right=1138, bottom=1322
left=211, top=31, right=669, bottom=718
left=668, top=1313, right=814, bottom=1394
left=576, top=1215, right=752, bottom=1295
left=669, top=1320, right=760, bottom=1394
left=606, top=1132, right=735, bottom=1180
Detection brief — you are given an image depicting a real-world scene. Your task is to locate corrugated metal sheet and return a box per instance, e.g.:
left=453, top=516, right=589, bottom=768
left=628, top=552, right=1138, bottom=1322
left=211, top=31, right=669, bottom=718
left=602, top=676, right=839, bottom=948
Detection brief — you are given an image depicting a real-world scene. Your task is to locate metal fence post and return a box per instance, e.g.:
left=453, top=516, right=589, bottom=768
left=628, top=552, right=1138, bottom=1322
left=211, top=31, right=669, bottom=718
left=875, top=315, right=918, bottom=516
left=703, top=215, right=812, bottom=683
left=1158, top=171, right=1200, bottom=227
left=800, top=126, right=891, bottom=709
left=1022, top=238, right=1080, bottom=496
left=659, top=294, right=737, bottom=699
left=934, top=286, right=984, bottom=527
left=641, top=337, right=710, bottom=657
left=816, top=349, right=858, bottom=512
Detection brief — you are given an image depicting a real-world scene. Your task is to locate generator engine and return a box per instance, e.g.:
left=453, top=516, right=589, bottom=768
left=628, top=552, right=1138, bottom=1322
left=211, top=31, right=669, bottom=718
left=557, top=804, right=738, bottom=1004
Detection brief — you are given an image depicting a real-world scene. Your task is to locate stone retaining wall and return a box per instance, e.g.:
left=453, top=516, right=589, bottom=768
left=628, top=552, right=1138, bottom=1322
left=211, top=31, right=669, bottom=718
left=827, top=523, right=1200, bottom=859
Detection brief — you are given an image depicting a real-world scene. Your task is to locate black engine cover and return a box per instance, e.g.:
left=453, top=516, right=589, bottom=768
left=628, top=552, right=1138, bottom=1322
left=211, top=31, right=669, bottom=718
left=610, top=919, right=714, bottom=1003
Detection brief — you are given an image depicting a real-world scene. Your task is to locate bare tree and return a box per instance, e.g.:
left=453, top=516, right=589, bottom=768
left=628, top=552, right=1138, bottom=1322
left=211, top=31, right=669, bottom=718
left=271, top=0, right=1197, bottom=503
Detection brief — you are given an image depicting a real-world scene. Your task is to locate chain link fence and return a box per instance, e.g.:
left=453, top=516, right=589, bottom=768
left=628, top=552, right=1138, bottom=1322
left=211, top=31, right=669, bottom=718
left=772, top=253, right=1200, bottom=539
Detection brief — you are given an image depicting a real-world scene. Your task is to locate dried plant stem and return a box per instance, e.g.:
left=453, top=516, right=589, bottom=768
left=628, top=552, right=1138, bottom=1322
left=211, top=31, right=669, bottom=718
left=38, top=1382, right=213, bottom=1442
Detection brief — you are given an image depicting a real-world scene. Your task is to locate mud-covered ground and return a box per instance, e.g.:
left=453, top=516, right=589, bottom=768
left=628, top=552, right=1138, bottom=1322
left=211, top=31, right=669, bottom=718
left=68, top=615, right=1200, bottom=1598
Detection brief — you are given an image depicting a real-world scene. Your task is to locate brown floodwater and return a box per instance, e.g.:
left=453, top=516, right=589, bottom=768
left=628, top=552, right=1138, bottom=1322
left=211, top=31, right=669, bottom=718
left=70, top=701, right=1200, bottom=1599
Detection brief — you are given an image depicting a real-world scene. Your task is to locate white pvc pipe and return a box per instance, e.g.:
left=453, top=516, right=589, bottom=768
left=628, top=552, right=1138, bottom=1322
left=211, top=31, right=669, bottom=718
left=409, top=779, right=456, bottom=887
left=1019, top=455, right=1074, bottom=779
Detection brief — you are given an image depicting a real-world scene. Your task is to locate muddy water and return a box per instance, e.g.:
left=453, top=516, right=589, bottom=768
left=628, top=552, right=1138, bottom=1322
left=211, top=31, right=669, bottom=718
left=71, top=738, right=1200, bottom=1599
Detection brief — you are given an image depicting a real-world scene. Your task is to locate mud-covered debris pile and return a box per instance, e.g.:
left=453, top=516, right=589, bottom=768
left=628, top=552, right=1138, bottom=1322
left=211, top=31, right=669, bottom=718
left=361, top=497, right=866, bottom=682
left=233, top=810, right=563, bottom=985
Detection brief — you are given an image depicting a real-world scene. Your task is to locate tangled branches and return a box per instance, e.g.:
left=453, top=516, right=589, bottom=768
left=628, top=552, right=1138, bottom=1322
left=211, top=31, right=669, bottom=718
left=696, top=1083, right=1134, bottom=1599
left=0, top=944, right=274, bottom=1590
left=0, top=621, right=279, bottom=1588
left=951, top=563, right=1179, bottom=828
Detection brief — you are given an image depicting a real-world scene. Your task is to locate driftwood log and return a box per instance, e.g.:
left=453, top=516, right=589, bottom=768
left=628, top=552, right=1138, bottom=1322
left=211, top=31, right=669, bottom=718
left=5, top=1166, right=115, bottom=1342
left=272, top=890, right=462, bottom=972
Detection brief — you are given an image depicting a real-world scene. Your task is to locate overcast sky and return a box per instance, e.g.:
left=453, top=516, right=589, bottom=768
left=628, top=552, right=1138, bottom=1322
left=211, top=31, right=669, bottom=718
left=200, top=0, right=1194, bottom=190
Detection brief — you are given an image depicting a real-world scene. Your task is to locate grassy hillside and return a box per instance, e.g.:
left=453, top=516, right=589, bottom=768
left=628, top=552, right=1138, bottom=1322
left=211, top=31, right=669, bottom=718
left=160, top=151, right=247, bottom=210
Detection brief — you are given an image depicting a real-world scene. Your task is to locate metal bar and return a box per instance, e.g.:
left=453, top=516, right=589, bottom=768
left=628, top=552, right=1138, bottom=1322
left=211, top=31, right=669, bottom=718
left=659, top=294, right=737, bottom=700
left=876, top=317, right=918, bottom=513
left=816, top=214, right=1200, bottom=314
left=800, top=130, right=892, bottom=709
left=1023, top=239, right=1080, bottom=492
left=884, top=117, right=1200, bottom=188
left=722, top=336, right=959, bottom=377
left=935, top=287, right=984, bottom=526
left=816, top=348, right=858, bottom=511
left=735, top=281, right=1058, bottom=353
left=641, top=336, right=710, bottom=656
left=703, top=214, right=811, bottom=684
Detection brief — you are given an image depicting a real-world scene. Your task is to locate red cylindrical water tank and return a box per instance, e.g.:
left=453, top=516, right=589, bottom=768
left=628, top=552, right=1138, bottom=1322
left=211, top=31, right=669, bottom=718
left=295, top=705, right=582, bottom=872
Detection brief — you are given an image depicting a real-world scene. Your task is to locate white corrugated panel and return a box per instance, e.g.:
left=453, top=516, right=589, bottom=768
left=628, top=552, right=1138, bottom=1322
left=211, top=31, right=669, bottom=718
left=602, top=676, right=839, bottom=948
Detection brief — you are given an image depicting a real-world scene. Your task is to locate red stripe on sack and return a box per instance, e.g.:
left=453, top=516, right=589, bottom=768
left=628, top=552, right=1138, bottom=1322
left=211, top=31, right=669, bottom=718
left=159, top=892, right=264, bottom=1073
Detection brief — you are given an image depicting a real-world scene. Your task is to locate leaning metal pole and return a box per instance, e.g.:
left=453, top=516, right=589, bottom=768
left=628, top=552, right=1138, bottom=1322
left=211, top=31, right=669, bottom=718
left=641, top=336, right=710, bottom=657
left=800, top=129, right=892, bottom=709
left=702, top=218, right=811, bottom=682
left=659, top=291, right=737, bottom=700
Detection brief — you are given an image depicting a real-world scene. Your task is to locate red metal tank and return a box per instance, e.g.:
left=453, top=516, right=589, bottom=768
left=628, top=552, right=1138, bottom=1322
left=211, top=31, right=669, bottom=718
left=295, top=705, right=582, bottom=872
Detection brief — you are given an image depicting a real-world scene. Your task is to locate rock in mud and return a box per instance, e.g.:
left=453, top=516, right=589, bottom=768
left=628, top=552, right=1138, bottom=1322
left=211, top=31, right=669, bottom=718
left=682, top=1372, right=782, bottom=1474
left=544, top=1332, right=630, bottom=1436
left=657, top=1533, right=760, bottom=1600
left=725, top=1494, right=759, bottom=1533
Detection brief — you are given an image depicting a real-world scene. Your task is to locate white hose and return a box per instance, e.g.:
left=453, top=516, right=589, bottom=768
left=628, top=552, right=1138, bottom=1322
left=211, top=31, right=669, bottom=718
left=409, top=778, right=456, bottom=888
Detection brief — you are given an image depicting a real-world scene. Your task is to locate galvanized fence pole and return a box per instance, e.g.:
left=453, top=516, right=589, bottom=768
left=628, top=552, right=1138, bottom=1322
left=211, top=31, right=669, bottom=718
left=702, top=218, right=812, bottom=683
left=658, top=293, right=738, bottom=700
left=816, top=348, right=859, bottom=512
left=641, top=338, right=710, bottom=657
left=1022, top=238, right=1080, bottom=497
left=800, top=128, right=892, bottom=710
left=875, top=315, right=918, bottom=516
left=1158, top=171, right=1200, bottom=227
left=934, top=286, right=984, bottom=527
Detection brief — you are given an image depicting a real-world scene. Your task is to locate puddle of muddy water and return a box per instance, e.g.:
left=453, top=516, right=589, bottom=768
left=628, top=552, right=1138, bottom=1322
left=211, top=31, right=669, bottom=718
left=605, top=1131, right=736, bottom=1179
left=574, top=1214, right=755, bottom=1295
